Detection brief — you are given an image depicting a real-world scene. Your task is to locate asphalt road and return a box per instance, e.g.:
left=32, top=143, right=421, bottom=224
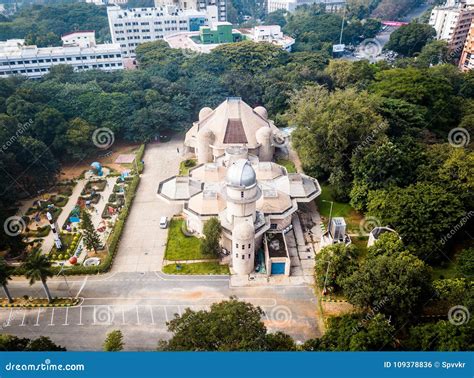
left=2, top=272, right=320, bottom=350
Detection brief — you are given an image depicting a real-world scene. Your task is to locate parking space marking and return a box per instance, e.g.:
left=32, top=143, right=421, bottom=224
left=34, top=308, right=41, bottom=326
left=20, top=310, right=26, bottom=326
left=0, top=302, right=287, bottom=330
left=149, top=306, right=155, bottom=325
left=49, top=308, right=55, bottom=326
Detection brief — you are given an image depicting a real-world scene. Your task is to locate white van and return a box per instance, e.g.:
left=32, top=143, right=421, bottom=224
left=159, top=216, right=168, bottom=229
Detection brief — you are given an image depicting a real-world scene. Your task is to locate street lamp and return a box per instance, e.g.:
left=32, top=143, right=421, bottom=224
left=321, top=199, right=334, bottom=231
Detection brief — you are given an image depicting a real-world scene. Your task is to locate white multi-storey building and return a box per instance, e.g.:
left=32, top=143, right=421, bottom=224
left=154, top=0, right=226, bottom=22
left=267, top=0, right=345, bottom=14
left=429, top=0, right=474, bottom=52
left=0, top=31, right=123, bottom=79
left=107, top=5, right=209, bottom=57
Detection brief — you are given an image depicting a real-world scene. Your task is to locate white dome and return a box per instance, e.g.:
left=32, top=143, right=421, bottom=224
left=199, top=107, right=213, bottom=121
left=234, top=221, right=255, bottom=240
left=254, top=106, right=268, bottom=119
left=226, top=159, right=256, bottom=187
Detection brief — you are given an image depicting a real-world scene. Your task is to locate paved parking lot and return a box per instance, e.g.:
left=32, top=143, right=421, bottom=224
left=111, top=140, right=183, bottom=272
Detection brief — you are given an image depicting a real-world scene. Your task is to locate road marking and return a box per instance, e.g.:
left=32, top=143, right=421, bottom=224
left=149, top=306, right=155, bottom=325
left=136, top=306, right=140, bottom=325
left=34, top=309, right=41, bottom=326
left=5, top=308, right=13, bottom=327
left=75, top=276, right=88, bottom=298
left=164, top=306, right=169, bottom=323
left=63, top=307, right=69, bottom=325
left=78, top=306, right=83, bottom=325
left=20, top=310, right=26, bottom=326
left=177, top=306, right=182, bottom=316
left=49, top=308, right=55, bottom=326
left=122, top=306, right=125, bottom=324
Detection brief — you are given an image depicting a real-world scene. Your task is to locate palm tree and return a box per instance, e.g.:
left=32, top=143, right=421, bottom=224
left=0, top=257, right=14, bottom=304
left=23, top=251, right=54, bottom=303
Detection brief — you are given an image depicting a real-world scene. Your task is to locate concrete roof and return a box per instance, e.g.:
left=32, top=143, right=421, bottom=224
left=185, top=97, right=279, bottom=149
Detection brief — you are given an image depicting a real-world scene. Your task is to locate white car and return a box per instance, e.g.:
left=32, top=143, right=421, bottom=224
left=159, top=216, right=168, bottom=229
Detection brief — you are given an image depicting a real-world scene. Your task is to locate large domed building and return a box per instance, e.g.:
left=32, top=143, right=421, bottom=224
left=184, top=97, right=288, bottom=164
left=158, top=98, right=321, bottom=277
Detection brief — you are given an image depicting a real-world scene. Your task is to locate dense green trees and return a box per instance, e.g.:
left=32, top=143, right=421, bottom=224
left=200, top=217, right=222, bottom=257
left=0, top=3, right=110, bottom=46
left=366, top=183, right=465, bottom=262
left=103, top=330, right=124, bottom=352
left=0, top=335, right=66, bottom=351
left=158, top=298, right=295, bottom=351
left=385, top=23, right=436, bottom=57
left=343, top=251, right=433, bottom=322
left=282, top=5, right=381, bottom=52
left=406, top=320, right=474, bottom=351
left=303, top=313, right=396, bottom=351
left=289, top=85, right=386, bottom=200
left=314, top=244, right=359, bottom=293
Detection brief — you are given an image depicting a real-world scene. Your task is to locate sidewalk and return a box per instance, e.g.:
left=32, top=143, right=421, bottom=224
left=41, top=180, right=87, bottom=254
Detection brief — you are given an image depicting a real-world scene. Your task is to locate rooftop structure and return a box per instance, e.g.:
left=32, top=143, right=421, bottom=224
left=165, top=24, right=295, bottom=53
left=158, top=98, right=321, bottom=277
left=107, top=5, right=210, bottom=57
left=0, top=31, right=123, bottom=79
left=267, top=0, right=345, bottom=14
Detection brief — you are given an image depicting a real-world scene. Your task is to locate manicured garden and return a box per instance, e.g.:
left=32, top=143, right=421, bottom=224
left=163, top=262, right=229, bottom=275
left=164, top=218, right=204, bottom=261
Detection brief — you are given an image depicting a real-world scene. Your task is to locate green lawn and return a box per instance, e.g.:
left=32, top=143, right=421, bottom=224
left=317, top=184, right=363, bottom=234
left=164, top=219, right=204, bottom=260
left=431, top=260, right=460, bottom=280
left=163, top=262, right=229, bottom=275
left=276, top=158, right=297, bottom=173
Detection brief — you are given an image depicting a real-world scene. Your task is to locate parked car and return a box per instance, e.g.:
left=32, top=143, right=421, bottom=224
left=159, top=216, right=168, bottom=229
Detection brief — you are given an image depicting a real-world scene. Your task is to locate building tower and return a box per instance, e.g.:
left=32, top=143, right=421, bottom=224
left=232, top=220, right=255, bottom=275
left=225, top=159, right=261, bottom=275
